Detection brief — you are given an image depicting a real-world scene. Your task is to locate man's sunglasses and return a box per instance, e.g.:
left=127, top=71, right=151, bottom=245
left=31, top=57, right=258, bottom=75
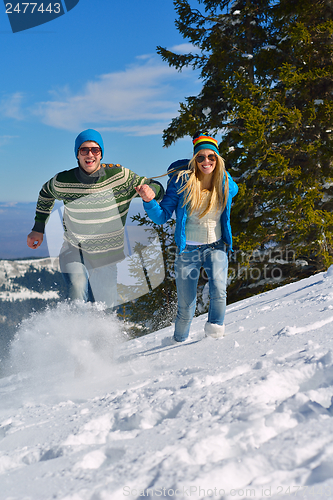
left=196, top=154, right=217, bottom=163
left=79, top=147, right=101, bottom=156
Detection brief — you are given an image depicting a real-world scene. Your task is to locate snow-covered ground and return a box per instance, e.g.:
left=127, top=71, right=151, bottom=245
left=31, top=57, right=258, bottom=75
left=1, top=268, right=333, bottom=500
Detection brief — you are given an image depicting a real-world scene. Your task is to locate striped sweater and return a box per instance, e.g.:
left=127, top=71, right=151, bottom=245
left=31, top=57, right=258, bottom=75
left=32, top=163, right=163, bottom=261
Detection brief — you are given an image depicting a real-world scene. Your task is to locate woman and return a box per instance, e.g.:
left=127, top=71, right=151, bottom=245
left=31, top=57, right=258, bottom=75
left=136, top=133, right=238, bottom=342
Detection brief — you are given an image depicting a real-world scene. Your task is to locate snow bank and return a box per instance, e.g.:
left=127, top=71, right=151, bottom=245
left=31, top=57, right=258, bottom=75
left=1, top=270, right=333, bottom=499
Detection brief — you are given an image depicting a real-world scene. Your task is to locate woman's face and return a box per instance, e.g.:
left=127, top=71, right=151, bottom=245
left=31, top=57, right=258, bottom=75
left=195, top=149, right=217, bottom=176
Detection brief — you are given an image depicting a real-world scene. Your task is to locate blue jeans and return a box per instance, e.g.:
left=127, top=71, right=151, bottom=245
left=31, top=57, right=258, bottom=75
left=174, top=239, right=228, bottom=341
left=59, top=243, right=118, bottom=308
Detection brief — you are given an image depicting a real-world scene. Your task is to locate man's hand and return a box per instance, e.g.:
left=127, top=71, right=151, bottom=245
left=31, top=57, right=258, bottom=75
left=135, top=184, right=156, bottom=202
left=27, top=231, right=44, bottom=249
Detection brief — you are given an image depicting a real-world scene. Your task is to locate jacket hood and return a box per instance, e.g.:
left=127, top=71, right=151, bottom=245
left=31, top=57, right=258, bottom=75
left=167, top=159, right=190, bottom=176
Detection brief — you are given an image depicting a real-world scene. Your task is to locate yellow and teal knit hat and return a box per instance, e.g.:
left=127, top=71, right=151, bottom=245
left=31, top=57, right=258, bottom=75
left=193, top=132, right=219, bottom=156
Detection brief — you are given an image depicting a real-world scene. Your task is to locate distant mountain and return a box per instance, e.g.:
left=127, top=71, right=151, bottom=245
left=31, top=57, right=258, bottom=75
left=0, top=257, right=62, bottom=302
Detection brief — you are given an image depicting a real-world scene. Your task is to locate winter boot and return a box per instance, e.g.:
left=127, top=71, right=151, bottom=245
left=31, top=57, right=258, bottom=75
left=204, top=322, right=225, bottom=339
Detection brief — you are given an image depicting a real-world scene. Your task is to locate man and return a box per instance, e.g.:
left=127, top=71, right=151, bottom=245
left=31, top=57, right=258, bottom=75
left=27, top=129, right=162, bottom=307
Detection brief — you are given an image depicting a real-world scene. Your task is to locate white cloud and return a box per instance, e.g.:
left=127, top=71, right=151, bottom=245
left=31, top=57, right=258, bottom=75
left=99, top=122, right=170, bottom=136
left=0, top=135, right=18, bottom=147
left=32, top=56, right=199, bottom=135
left=169, top=43, right=201, bottom=54
left=0, top=202, right=18, bottom=208
left=0, top=93, right=25, bottom=120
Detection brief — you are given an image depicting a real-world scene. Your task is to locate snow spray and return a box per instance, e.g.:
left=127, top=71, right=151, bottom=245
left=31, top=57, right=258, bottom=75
left=2, top=301, right=127, bottom=406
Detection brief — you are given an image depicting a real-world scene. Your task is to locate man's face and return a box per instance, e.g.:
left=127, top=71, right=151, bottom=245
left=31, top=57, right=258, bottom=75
left=77, top=141, right=102, bottom=175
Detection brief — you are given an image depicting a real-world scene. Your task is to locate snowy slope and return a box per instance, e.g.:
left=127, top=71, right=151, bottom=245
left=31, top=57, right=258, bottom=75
left=0, top=258, right=60, bottom=302
left=1, top=269, right=333, bottom=500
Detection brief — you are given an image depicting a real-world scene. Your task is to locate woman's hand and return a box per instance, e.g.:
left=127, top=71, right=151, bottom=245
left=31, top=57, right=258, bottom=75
left=135, top=184, right=156, bottom=202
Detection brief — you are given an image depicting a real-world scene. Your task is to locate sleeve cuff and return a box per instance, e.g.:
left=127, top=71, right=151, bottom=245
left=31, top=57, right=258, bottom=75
left=147, top=180, right=164, bottom=201
left=143, top=200, right=157, bottom=210
left=32, top=221, right=45, bottom=234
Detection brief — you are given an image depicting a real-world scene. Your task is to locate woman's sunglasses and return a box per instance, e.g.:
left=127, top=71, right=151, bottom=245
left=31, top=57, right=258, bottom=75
left=196, top=154, right=217, bottom=163
left=79, top=147, right=101, bottom=156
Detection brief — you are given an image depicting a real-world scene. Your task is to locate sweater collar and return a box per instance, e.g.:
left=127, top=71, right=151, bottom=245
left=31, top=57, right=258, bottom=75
left=75, top=165, right=106, bottom=184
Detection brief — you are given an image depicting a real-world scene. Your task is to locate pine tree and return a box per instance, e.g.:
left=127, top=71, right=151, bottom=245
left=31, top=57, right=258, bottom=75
left=120, top=215, right=178, bottom=335
left=158, top=0, right=333, bottom=276
left=158, top=0, right=274, bottom=145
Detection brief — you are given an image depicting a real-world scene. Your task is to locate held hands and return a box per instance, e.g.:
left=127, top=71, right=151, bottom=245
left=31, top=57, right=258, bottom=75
left=135, top=184, right=156, bottom=202
left=27, top=231, right=44, bottom=249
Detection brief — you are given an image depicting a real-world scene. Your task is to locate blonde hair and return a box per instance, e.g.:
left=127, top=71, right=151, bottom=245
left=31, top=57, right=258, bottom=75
left=175, top=152, right=229, bottom=218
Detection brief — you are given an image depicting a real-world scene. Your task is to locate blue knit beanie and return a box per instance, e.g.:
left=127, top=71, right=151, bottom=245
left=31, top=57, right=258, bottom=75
left=74, top=129, right=104, bottom=158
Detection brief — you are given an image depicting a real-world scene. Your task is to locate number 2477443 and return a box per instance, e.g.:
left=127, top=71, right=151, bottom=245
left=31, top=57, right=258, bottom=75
left=5, top=3, right=61, bottom=14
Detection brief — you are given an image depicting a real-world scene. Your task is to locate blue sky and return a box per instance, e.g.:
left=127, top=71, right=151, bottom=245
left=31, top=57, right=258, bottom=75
left=0, top=0, right=202, bottom=202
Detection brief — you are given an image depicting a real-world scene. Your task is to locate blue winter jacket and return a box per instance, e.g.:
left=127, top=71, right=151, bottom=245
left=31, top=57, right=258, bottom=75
left=143, top=159, right=238, bottom=253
